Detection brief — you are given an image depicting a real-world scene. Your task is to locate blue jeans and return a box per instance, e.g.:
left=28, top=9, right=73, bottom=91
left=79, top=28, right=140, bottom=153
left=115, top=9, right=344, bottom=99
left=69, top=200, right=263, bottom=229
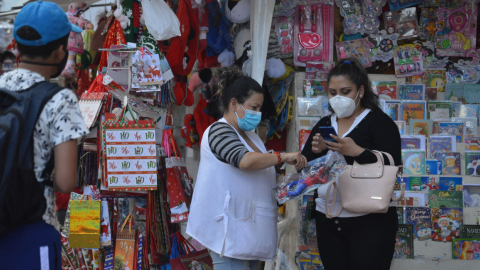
left=209, top=251, right=260, bottom=270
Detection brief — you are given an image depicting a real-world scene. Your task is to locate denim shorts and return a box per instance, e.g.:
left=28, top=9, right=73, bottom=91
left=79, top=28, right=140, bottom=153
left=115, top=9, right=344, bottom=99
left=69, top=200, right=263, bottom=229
left=209, top=250, right=260, bottom=270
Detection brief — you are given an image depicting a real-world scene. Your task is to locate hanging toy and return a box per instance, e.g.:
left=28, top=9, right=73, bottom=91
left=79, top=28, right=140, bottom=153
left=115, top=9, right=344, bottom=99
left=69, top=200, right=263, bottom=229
left=181, top=114, right=199, bottom=148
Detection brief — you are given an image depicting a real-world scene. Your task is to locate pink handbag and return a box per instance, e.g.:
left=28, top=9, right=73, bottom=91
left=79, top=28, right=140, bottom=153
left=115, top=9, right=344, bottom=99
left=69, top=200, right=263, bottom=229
left=325, top=150, right=406, bottom=218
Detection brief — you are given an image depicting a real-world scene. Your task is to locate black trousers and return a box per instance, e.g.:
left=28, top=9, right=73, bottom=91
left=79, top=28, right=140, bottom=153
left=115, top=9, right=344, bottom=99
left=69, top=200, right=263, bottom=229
left=315, top=207, right=398, bottom=270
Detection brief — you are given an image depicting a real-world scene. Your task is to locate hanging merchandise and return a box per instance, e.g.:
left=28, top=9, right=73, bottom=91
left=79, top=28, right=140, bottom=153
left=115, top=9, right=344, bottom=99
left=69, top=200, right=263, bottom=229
left=369, top=31, right=400, bottom=62
left=100, top=199, right=112, bottom=247
left=389, top=0, right=424, bottom=11
left=383, top=7, right=419, bottom=40
left=166, top=0, right=199, bottom=106
left=293, top=3, right=334, bottom=67
left=434, top=1, right=478, bottom=57
left=335, top=0, right=387, bottom=35
left=121, top=0, right=134, bottom=42
left=204, top=0, right=235, bottom=68
left=418, top=41, right=450, bottom=69
left=176, top=231, right=214, bottom=269
left=114, top=215, right=137, bottom=270
left=335, top=38, right=374, bottom=67
left=180, top=114, right=199, bottom=148
left=274, top=0, right=299, bottom=17
left=69, top=195, right=101, bottom=249
left=141, top=0, right=181, bottom=41
left=138, top=30, right=174, bottom=83
left=419, top=7, right=438, bottom=42
left=305, top=62, right=335, bottom=80
left=163, top=129, right=193, bottom=223
left=78, top=92, right=107, bottom=130
left=272, top=16, right=295, bottom=58
left=446, top=62, right=480, bottom=84
left=98, top=19, right=127, bottom=72
left=102, top=108, right=158, bottom=191
left=131, top=49, right=164, bottom=88
left=393, top=44, right=425, bottom=77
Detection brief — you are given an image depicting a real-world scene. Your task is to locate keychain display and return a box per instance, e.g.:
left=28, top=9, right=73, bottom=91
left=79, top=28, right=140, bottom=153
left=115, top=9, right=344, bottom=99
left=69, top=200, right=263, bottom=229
left=393, top=44, right=425, bottom=77
left=335, top=38, right=374, bottom=67
left=272, top=16, right=295, bottom=58
left=384, top=7, right=419, bottom=40
left=335, top=0, right=387, bottom=35
left=434, top=1, right=478, bottom=57
left=369, top=31, right=399, bottom=62
left=294, top=3, right=334, bottom=67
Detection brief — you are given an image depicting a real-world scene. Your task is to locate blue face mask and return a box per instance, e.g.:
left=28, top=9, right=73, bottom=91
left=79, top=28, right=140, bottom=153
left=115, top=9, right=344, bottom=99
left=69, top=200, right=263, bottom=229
left=235, top=104, right=262, bottom=131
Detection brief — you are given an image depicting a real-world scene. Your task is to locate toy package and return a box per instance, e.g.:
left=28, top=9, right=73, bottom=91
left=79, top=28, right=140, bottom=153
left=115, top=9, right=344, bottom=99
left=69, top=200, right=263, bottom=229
left=275, top=151, right=346, bottom=204
left=446, top=63, right=480, bottom=84
left=369, top=31, right=399, bottom=62
left=294, top=4, right=334, bottom=67
left=384, top=7, right=418, bottom=40
left=435, top=1, right=478, bottom=57
left=335, top=0, right=387, bottom=35
left=393, top=44, right=424, bottom=77
left=453, top=239, right=480, bottom=260
left=305, top=62, right=335, bottom=80
left=420, top=42, right=449, bottom=69
left=272, top=16, right=295, bottom=58
left=335, top=38, right=374, bottom=67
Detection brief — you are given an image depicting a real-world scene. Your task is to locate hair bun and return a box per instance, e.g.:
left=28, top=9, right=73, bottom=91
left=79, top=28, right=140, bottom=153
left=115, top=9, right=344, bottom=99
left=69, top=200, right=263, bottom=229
left=217, top=65, right=244, bottom=93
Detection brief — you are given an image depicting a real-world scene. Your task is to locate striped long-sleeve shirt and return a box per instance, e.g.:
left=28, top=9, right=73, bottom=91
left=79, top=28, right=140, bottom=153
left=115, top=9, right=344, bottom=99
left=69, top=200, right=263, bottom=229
left=208, top=122, right=249, bottom=168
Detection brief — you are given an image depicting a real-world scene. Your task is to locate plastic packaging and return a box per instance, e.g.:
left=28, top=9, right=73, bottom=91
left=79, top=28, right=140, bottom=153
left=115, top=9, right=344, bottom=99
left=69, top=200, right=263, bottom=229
left=273, top=0, right=299, bottom=17
left=272, top=16, right=295, bottom=58
left=305, top=62, right=335, bottom=80
left=369, top=31, right=399, bottom=62
left=419, top=42, right=449, bottom=69
left=274, top=151, right=346, bottom=204
left=297, top=97, right=323, bottom=117
left=141, top=0, right=181, bottom=41
left=383, top=7, right=418, bottom=40
left=446, top=62, right=480, bottom=84
left=294, top=3, right=334, bottom=67
left=335, top=0, right=387, bottom=35
left=335, top=38, right=374, bottom=67
left=393, top=44, right=425, bottom=77
left=434, top=2, right=478, bottom=57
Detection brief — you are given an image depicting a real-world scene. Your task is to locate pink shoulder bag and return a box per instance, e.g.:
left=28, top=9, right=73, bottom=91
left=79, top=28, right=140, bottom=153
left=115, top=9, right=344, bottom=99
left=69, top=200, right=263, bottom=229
left=325, top=150, right=406, bottom=218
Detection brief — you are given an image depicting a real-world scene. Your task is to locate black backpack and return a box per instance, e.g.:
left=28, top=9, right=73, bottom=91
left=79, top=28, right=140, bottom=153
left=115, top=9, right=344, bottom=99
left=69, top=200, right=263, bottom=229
left=0, top=81, right=63, bottom=237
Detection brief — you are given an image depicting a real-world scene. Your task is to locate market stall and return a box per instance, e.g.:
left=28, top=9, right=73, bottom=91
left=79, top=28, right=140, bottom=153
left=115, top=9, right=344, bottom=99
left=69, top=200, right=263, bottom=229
left=1, top=0, right=480, bottom=269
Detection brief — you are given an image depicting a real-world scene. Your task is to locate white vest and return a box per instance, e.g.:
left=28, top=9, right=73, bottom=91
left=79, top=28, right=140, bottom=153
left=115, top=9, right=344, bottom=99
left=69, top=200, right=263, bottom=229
left=186, top=119, right=277, bottom=261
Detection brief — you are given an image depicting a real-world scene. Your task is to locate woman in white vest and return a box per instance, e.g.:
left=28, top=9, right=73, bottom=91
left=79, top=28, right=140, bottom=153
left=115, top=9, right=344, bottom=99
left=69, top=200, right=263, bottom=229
left=187, top=66, right=307, bottom=269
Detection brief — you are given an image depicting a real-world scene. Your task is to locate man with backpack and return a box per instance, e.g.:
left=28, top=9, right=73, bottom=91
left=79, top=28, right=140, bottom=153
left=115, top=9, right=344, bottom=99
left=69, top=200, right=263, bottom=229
left=0, top=1, right=88, bottom=269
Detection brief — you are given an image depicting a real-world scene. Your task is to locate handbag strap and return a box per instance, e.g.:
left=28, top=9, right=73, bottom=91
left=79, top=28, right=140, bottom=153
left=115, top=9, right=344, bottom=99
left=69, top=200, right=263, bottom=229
left=371, top=150, right=395, bottom=166
left=325, top=181, right=343, bottom=218
left=392, top=182, right=406, bottom=201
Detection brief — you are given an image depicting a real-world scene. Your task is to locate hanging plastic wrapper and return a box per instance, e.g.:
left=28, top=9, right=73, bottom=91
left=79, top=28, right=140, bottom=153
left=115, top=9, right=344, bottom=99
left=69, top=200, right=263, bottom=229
left=141, top=0, right=180, bottom=40
left=274, top=151, right=347, bottom=204
left=69, top=195, right=101, bottom=249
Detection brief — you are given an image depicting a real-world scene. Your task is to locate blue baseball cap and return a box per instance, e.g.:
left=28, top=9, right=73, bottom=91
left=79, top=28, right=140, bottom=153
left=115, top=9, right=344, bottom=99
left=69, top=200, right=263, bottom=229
left=14, top=1, right=82, bottom=46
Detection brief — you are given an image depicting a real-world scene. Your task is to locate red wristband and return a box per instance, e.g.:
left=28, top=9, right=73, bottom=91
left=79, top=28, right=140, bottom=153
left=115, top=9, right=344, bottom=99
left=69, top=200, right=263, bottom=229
left=274, top=152, right=282, bottom=165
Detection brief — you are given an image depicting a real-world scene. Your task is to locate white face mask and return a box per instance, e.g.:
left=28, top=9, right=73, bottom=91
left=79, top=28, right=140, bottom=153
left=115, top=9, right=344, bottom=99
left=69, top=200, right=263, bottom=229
left=329, top=90, right=360, bottom=118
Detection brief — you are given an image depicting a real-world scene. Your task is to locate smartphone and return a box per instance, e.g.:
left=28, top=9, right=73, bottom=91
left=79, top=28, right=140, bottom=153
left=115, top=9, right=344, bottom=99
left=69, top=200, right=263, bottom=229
left=317, top=126, right=337, bottom=142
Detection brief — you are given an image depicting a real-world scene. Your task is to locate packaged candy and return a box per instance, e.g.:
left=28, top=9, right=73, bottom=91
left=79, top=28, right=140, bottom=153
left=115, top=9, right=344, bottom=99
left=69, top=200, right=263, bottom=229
left=384, top=7, right=418, bottom=40
left=393, top=44, right=425, bottom=77
left=335, top=38, right=374, bottom=67
left=335, top=0, right=387, bottom=35
left=369, top=30, right=399, bottom=62
left=272, top=16, right=295, bottom=58
left=274, top=151, right=346, bottom=204
left=294, top=4, right=334, bottom=67
left=434, top=2, right=478, bottom=57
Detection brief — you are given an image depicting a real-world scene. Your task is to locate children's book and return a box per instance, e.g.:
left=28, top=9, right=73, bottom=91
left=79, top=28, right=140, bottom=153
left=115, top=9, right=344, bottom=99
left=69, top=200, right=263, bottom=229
left=397, top=207, right=405, bottom=224
left=463, top=84, right=480, bottom=104
left=431, top=208, right=462, bottom=242
left=435, top=152, right=461, bottom=176
left=427, top=101, right=453, bottom=119
left=426, top=159, right=442, bottom=175
left=466, top=152, right=480, bottom=176
left=399, top=84, right=425, bottom=100
left=402, top=151, right=426, bottom=175
left=429, top=135, right=456, bottom=158
left=409, top=119, right=433, bottom=137
left=425, top=87, right=438, bottom=101
left=452, top=239, right=480, bottom=260
left=394, top=225, right=414, bottom=259
left=432, top=118, right=451, bottom=134
left=465, top=135, right=480, bottom=151
left=439, top=177, right=463, bottom=191
left=460, top=225, right=480, bottom=239
left=384, top=100, right=401, bottom=121
left=445, top=84, right=465, bottom=102
left=454, top=104, right=480, bottom=125
left=401, top=101, right=427, bottom=125
left=452, top=117, right=478, bottom=136
left=372, top=81, right=397, bottom=100
left=463, top=185, right=480, bottom=208
left=429, top=191, right=463, bottom=208
left=405, top=207, right=432, bottom=241
left=424, top=69, right=446, bottom=93
left=395, top=177, right=410, bottom=191
left=395, top=121, right=407, bottom=135
left=401, top=135, right=425, bottom=150
left=439, top=122, right=465, bottom=143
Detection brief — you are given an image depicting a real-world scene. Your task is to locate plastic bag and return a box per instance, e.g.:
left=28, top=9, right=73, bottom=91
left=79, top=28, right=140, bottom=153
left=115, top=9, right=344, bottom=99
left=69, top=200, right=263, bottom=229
left=274, top=151, right=346, bottom=204
left=141, top=0, right=181, bottom=41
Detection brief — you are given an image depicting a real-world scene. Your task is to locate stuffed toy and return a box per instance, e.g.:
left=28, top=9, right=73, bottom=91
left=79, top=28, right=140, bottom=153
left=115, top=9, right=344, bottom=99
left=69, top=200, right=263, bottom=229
left=181, top=114, right=199, bottom=148
left=193, top=96, right=216, bottom=145
left=225, top=0, right=251, bottom=24
left=62, top=2, right=94, bottom=78
left=204, top=0, right=235, bottom=68
left=231, top=22, right=286, bottom=78
left=166, top=0, right=199, bottom=106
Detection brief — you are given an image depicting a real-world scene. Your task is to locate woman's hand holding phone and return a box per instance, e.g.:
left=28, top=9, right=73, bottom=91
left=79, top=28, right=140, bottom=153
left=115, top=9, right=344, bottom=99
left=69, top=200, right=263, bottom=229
left=312, top=133, right=327, bottom=154
left=325, top=134, right=364, bottom=157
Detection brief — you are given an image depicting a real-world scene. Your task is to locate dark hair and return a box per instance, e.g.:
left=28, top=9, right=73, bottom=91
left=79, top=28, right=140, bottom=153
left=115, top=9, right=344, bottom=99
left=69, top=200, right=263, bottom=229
left=16, top=26, right=69, bottom=59
left=327, top=58, right=380, bottom=112
left=218, top=65, right=264, bottom=113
